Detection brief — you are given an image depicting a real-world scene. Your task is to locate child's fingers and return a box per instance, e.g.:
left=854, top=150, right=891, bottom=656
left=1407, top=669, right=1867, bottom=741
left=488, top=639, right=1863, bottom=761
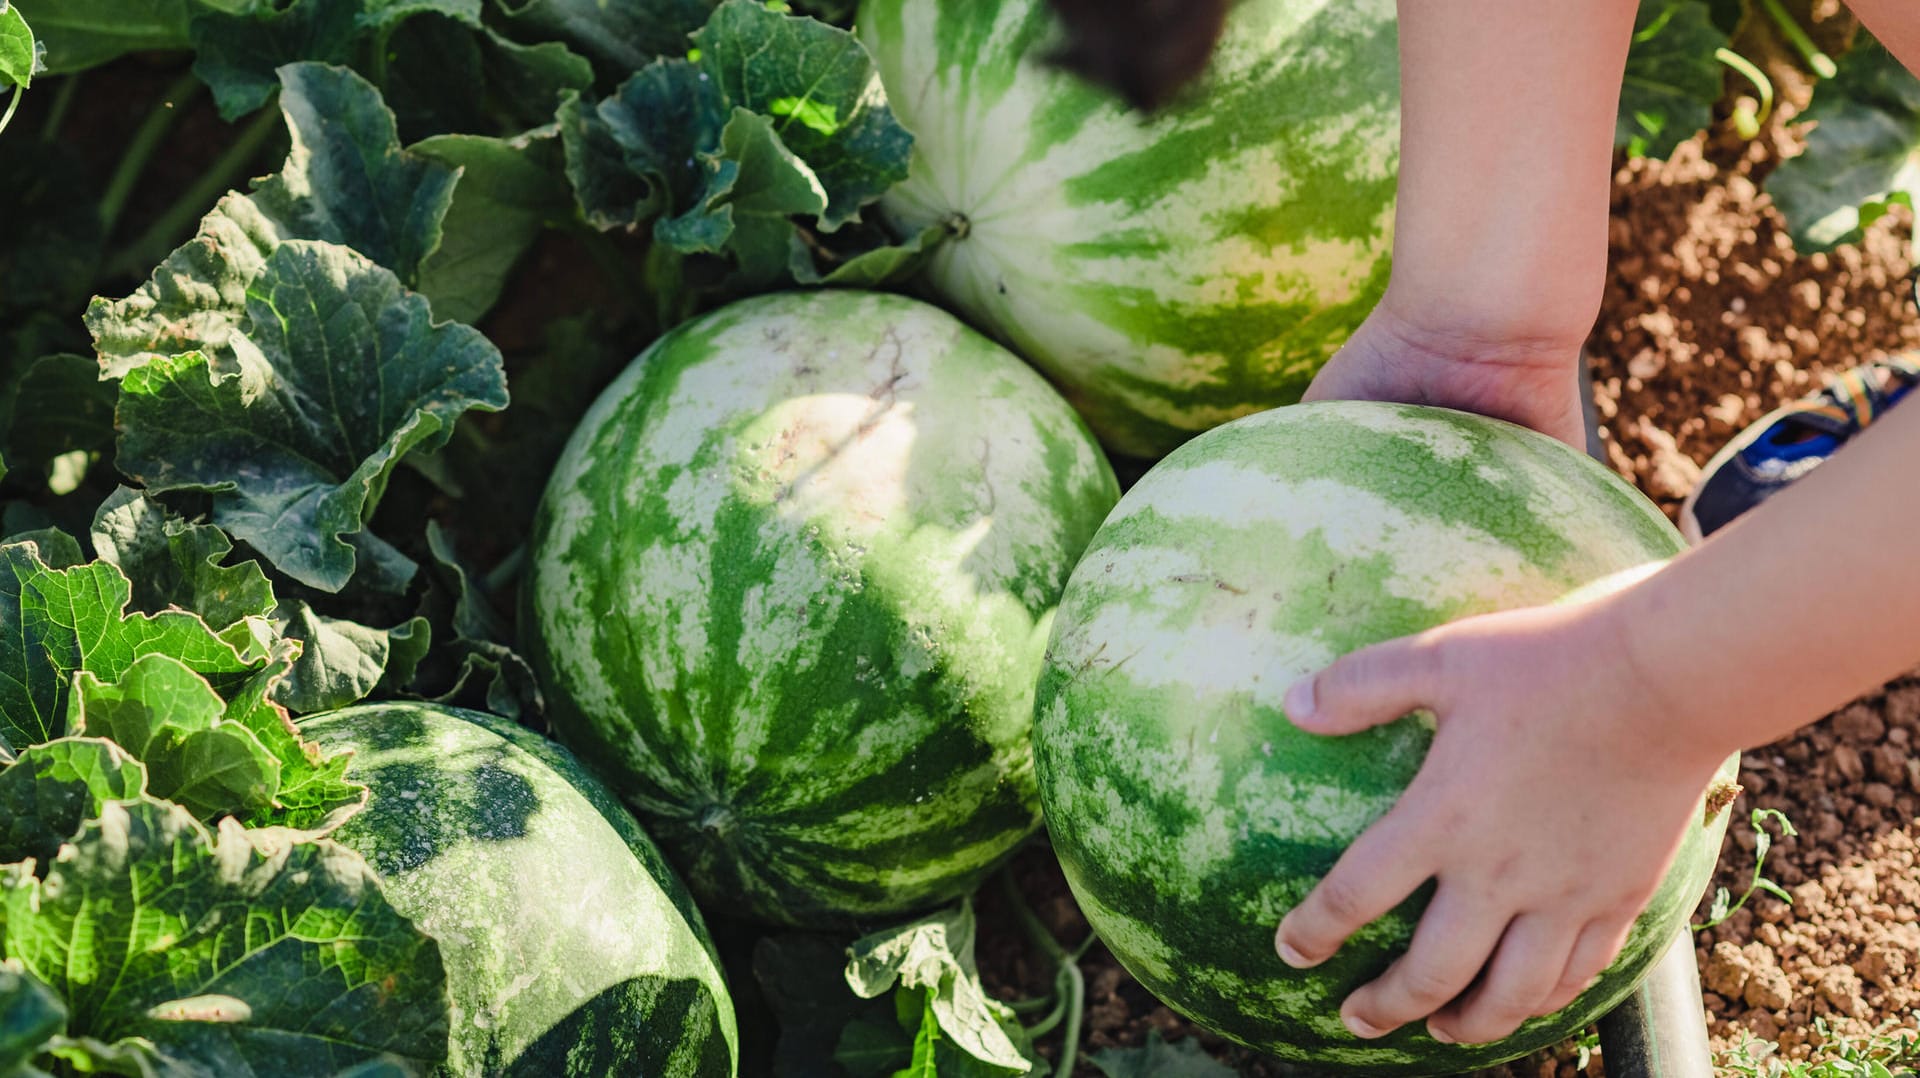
left=1534, top=915, right=1635, bottom=1017
left=1284, top=635, right=1443, bottom=736
left=1336, top=884, right=1507, bottom=1038
left=1275, top=809, right=1431, bottom=968
left=1427, top=914, right=1579, bottom=1045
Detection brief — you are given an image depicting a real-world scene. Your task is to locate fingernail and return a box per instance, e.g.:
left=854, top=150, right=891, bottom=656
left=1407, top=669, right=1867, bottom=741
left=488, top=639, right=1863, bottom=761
left=1427, top=1023, right=1456, bottom=1045
left=1343, top=1013, right=1385, bottom=1039
left=1284, top=675, right=1318, bottom=721
left=1276, top=939, right=1315, bottom=968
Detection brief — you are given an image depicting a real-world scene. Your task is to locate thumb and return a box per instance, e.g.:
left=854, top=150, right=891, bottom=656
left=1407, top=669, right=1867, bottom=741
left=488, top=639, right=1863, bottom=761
left=1285, top=637, right=1442, bottom=736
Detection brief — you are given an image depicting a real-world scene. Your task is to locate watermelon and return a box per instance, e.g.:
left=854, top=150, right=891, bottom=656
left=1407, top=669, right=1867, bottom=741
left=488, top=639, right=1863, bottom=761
left=857, top=0, right=1399, bottom=459
left=1031, top=402, right=1738, bottom=1072
left=525, top=290, right=1120, bottom=926
left=300, top=704, right=738, bottom=1077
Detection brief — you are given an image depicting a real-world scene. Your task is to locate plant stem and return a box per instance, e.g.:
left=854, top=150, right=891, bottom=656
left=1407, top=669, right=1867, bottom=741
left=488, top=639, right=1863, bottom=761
left=1757, top=0, right=1838, bottom=79
left=997, top=870, right=1090, bottom=1077
left=40, top=74, right=80, bottom=141
left=1715, top=48, right=1776, bottom=136
left=107, top=102, right=281, bottom=281
left=0, top=86, right=20, bottom=139
left=98, top=70, right=205, bottom=235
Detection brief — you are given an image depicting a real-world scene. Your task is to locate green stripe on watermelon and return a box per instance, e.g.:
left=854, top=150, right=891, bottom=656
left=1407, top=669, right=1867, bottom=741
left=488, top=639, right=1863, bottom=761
left=300, top=704, right=738, bottom=1077
left=526, top=290, right=1120, bottom=925
left=1033, top=402, right=1737, bottom=1072
left=858, top=0, right=1399, bottom=458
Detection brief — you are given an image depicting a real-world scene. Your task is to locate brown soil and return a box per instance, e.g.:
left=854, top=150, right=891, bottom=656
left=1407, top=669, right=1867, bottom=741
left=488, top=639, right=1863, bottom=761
left=978, top=11, right=1920, bottom=1075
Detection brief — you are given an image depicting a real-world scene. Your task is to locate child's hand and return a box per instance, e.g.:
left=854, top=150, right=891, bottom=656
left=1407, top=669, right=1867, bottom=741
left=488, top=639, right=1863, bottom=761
left=1305, top=303, right=1589, bottom=450
left=1272, top=595, right=1729, bottom=1045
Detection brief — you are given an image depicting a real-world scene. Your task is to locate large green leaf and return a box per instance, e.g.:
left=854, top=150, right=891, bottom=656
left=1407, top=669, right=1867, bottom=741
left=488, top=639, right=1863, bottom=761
left=1617, top=0, right=1728, bottom=159
left=189, top=0, right=364, bottom=120
left=1769, top=39, right=1920, bottom=250
left=69, top=655, right=284, bottom=823
left=412, top=125, right=573, bottom=324
left=692, top=0, right=910, bottom=227
left=0, top=355, right=116, bottom=486
left=0, top=2, right=39, bottom=90
left=1, top=799, right=450, bottom=1074
left=0, top=738, right=146, bottom=868
left=272, top=601, right=430, bottom=712
left=495, top=0, right=712, bottom=75
left=6, top=0, right=235, bottom=75
left=88, top=63, right=460, bottom=378
left=0, top=544, right=267, bottom=751
left=114, top=241, right=509, bottom=593
left=89, top=487, right=277, bottom=630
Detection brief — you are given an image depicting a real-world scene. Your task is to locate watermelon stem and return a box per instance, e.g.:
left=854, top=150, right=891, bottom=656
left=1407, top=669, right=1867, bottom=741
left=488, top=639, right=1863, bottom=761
left=997, top=869, right=1090, bottom=1072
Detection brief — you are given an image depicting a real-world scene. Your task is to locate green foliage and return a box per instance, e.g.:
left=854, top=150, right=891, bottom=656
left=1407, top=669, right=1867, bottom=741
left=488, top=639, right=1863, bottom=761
left=1618, top=0, right=1733, bottom=159
left=563, top=0, right=921, bottom=315
left=845, top=903, right=1034, bottom=1077
left=1768, top=38, right=1920, bottom=251
left=1, top=799, right=449, bottom=1075
left=112, top=242, right=508, bottom=593
left=1697, top=807, right=1799, bottom=930
left=0, top=2, right=40, bottom=91
left=1087, top=1031, right=1237, bottom=1078
left=1719, top=1019, right=1920, bottom=1077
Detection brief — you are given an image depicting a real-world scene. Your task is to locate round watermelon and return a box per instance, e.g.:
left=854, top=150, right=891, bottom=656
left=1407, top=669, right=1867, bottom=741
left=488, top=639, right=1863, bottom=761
left=525, top=290, right=1120, bottom=926
left=857, top=0, right=1398, bottom=459
left=300, top=704, right=738, bottom=1077
left=1032, top=402, right=1738, bottom=1072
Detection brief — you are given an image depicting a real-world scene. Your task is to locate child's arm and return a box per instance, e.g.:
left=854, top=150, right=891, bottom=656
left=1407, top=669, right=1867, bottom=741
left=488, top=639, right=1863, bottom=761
left=1272, top=399, right=1920, bottom=1047
left=1303, top=0, right=1639, bottom=449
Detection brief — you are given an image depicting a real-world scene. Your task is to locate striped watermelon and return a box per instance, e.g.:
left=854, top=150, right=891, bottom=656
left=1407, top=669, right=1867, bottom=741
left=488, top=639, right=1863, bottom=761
left=1032, top=402, right=1738, bottom=1072
left=857, top=0, right=1399, bottom=459
left=300, top=704, right=738, bottom=1077
left=525, top=290, right=1120, bottom=926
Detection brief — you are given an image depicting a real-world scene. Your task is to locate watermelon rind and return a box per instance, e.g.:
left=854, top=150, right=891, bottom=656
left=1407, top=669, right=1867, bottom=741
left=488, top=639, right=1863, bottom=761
left=858, top=0, right=1399, bottom=458
left=1033, top=401, right=1738, bottom=1072
left=525, top=290, right=1120, bottom=926
left=302, top=703, right=739, bottom=1077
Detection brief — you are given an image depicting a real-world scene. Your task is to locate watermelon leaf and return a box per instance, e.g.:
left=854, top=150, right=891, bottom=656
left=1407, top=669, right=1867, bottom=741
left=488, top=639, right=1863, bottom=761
left=0, top=799, right=450, bottom=1074
left=1768, top=38, right=1920, bottom=251
left=411, top=125, right=574, bottom=325
left=493, top=0, right=714, bottom=75
left=0, top=544, right=268, bottom=751
left=88, top=63, right=461, bottom=379
left=6, top=0, right=224, bottom=76
left=112, top=241, right=509, bottom=593
left=0, top=738, right=147, bottom=868
left=90, top=487, right=278, bottom=630
left=189, top=0, right=370, bottom=120
left=564, top=0, right=920, bottom=306
left=1617, top=0, right=1729, bottom=159
left=845, top=902, right=1031, bottom=1076
left=68, top=655, right=286, bottom=824
left=1086, top=1032, right=1236, bottom=1078
left=272, top=601, right=432, bottom=712
left=0, top=354, right=117, bottom=487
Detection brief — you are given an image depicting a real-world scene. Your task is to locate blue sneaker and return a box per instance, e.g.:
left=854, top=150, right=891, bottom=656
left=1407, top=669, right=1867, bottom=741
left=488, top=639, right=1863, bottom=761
left=1679, top=355, right=1920, bottom=544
